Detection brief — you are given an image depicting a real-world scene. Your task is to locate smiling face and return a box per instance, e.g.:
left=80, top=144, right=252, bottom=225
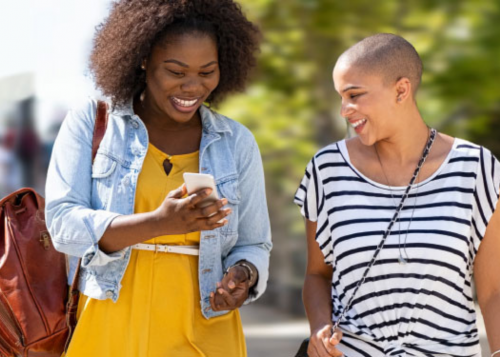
left=333, top=59, right=402, bottom=146
left=142, top=33, right=220, bottom=124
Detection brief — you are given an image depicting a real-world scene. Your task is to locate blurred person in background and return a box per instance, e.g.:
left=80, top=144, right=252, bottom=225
left=45, top=0, right=272, bottom=356
left=0, top=133, right=22, bottom=197
left=295, top=33, right=500, bottom=356
left=3, top=97, right=42, bottom=189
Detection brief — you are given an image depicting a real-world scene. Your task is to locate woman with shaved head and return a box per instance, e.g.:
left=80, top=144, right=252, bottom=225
left=295, top=34, right=500, bottom=356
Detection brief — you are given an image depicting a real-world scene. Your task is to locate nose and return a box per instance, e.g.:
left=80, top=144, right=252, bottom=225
left=340, top=100, right=355, bottom=118
left=180, top=76, right=203, bottom=93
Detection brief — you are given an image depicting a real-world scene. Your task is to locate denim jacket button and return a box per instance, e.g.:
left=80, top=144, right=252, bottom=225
left=131, top=121, right=139, bottom=129
left=105, top=291, right=113, bottom=298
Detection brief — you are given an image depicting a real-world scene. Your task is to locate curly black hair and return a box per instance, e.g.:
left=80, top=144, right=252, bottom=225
left=90, top=0, right=261, bottom=106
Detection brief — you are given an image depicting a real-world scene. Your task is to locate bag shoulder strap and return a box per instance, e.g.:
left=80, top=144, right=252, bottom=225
left=65, top=100, right=108, bottom=351
left=92, top=100, right=109, bottom=161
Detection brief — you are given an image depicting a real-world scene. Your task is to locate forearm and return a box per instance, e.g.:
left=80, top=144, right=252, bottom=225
left=479, top=292, right=500, bottom=353
left=303, top=273, right=333, bottom=332
left=98, top=211, right=162, bottom=253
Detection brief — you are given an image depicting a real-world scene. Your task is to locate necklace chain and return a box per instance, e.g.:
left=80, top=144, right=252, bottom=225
left=374, top=128, right=431, bottom=264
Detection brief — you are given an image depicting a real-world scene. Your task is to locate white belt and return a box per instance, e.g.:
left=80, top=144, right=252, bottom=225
left=132, top=243, right=200, bottom=256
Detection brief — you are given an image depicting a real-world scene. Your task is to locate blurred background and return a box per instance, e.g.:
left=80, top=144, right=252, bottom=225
left=1, top=0, right=499, bottom=356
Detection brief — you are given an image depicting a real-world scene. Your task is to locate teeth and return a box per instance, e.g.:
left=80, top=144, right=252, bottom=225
left=172, top=97, right=198, bottom=107
left=351, top=118, right=367, bottom=128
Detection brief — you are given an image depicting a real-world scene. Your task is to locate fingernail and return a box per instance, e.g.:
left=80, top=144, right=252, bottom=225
left=228, top=280, right=235, bottom=289
left=218, top=288, right=224, bottom=294
left=210, top=292, right=214, bottom=297
left=222, top=198, right=228, bottom=205
left=216, top=282, right=221, bottom=288
left=225, top=208, right=232, bottom=215
left=205, top=188, right=212, bottom=195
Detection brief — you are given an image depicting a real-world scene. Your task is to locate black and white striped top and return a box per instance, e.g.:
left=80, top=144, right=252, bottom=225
left=294, top=138, right=500, bottom=357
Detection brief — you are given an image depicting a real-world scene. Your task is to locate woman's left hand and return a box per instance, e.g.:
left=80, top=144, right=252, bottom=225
left=209, top=266, right=250, bottom=311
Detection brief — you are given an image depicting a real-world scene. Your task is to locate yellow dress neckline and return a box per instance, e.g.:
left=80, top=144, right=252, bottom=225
left=148, top=143, right=199, bottom=162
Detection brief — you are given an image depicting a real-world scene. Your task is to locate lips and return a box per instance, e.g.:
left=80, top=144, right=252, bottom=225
left=349, top=118, right=367, bottom=134
left=170, top=96, right=201, bottom=113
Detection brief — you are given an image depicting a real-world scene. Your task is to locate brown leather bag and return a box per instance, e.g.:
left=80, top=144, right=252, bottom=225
left=0, top=101, right=109, bottom=356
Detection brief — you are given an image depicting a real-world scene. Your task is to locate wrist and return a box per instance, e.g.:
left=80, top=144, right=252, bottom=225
left=225, top=260, right=258, bottom=287
left=310, top=321, right=333, bottom=334
left=146, top=210, right=163, bottom=237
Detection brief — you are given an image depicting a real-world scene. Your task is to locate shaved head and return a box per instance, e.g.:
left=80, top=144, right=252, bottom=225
left=337, top=33, right=423, bottom=95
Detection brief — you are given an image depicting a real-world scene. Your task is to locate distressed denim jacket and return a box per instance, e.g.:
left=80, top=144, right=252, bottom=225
left=45, top=99, right=272, bottom=319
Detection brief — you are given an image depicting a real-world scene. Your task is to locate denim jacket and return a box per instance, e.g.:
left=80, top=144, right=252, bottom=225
left=45, top=98, right=272, bottom=319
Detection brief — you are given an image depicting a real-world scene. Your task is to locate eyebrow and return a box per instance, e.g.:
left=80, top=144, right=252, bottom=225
left=163, top=60, right=218, bottom=69
left=341, top=86, right=363, bottom=93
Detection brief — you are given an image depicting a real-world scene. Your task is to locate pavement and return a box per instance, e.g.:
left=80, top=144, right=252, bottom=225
left=240, top=302, right=490, bottom=357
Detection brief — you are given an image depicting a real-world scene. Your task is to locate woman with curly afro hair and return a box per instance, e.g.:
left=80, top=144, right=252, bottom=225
left=45, top=0, right=272, bottom=355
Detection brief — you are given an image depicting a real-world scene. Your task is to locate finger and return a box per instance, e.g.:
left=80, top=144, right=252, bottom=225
left=192, top=217, right=228, bottom=233
left=209, top=292, right=220, bottom=311
left=217, top=287, right=237, bottom=309
left=211, top=282, right=228, bottom=310
left=205, top=209, right=231, bottom=226
left=167, top=184, right=187, bottom=199
left=214, top=293, right=228, bottom=310
left=184, top=188, right=212, bottom=207
left=329, top=329, right=343, bottom=345
left=323, top=338, right=343, bottom=357
left=197, top=198, right=228, bottom=218
left=193, top=204, right=230, bottom=222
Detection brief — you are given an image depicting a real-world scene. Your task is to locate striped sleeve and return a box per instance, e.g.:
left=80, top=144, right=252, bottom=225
left=294, top=159, right=319, bottom=221
left=294, top=157, right=333, bottom=264
left=471, top=147, right=500, bottom=247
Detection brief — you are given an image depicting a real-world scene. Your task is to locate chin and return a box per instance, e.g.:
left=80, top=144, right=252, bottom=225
left=166, top=106, right=199, bottom=123
left=357, top=134, right=376, bottom=147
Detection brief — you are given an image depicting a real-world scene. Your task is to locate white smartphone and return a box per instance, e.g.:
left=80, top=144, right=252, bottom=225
left=183, top=173, right=219, bottom=208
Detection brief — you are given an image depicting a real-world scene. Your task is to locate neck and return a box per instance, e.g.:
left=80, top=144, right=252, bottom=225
left=375, top=109, right=430, bottom=166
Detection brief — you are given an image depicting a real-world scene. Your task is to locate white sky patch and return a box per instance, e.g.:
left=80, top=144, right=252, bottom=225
left=0, top=0, right=112, bottom=134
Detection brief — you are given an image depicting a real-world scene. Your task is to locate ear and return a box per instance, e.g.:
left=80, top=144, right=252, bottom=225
left=395, top=77, right=412, bottom=103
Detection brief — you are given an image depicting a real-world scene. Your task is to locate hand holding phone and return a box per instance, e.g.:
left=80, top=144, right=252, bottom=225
left=151, top=174, right=229, bottom=235
left=183, top=173, right=219, bottom=208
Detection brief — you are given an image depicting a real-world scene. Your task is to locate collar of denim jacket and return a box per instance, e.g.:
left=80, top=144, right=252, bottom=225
left=111, top=98, right=233, bottom=136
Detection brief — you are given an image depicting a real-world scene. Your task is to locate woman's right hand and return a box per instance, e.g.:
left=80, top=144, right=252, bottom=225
left=308, top=324, right=343, bottom=357
left=153, top=184, right=231, bottom=235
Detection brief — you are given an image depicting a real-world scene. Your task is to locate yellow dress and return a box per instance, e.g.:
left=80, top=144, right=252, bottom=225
left=66, top=143, right=246, bottom=357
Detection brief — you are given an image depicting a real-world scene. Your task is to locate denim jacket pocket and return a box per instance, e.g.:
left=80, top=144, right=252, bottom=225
left=91, top=154, right=119, bottom=209
left=217, top=178, right=240, bottom=236
left=92, top=153, right=118, bottom=178
left=217, top=178, right=240, bottom=204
